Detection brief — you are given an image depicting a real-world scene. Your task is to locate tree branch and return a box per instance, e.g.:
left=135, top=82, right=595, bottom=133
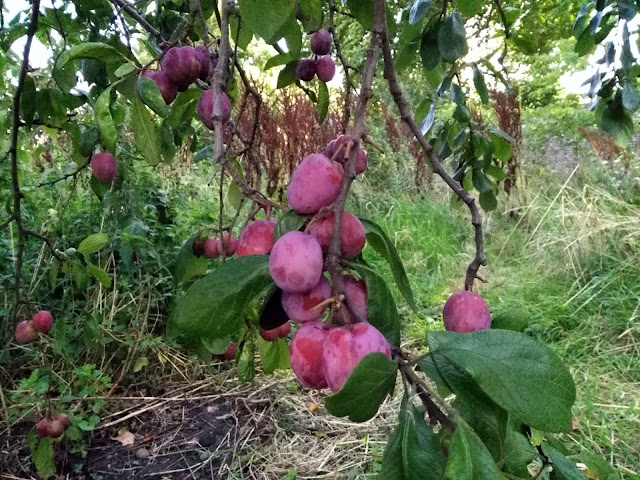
left=111, top=0, right=164, bottom=44
left=212, top=0, right=232, bottom=162
left=24, top=230, right=68, bottom=262
left=376, top=0, right=486, bottom=291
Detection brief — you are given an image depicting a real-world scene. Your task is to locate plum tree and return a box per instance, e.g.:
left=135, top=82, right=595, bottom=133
left=310, top=29, right=332, bottom=56
left=442, top=290, right=491, bottom=333
left=308, top=210, right=366, bottom=258
left=236, top=219, right=277, bottom=257
left=202, top=237, right=221, bottom=259
left=281, top=276, right=332, bottom=323
left=90, top=153, right=117, bottom=184
left=15, top=321, right=37, bottom=344
left=197, top=89, right=231, bottom=129
left=269, top=231, right=323, bottom=293
left=296, top=58, right=317, bottom=82
left=286, top=154, right=343, bottom=214
left=194, top=45, right=217, bottom=82
left=161, top=46, right=202, bottom=92
left=316, top=56, right=336, bottom=83
left=322, top=322, right=391, bottom=392
left=32, top=310, right=53, bottom=333
left=260, top=321, right=291, bottom=341
left=289, top=321, right=331, bottom=389
left=343, top=275, right=367, bottom=322
left=139, top=70, right=178, bottom=104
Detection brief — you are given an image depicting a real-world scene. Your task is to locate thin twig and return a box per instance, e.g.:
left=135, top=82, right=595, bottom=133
left=24, top=230, right=67, bottom=261
left=35, top=162, right=89, bottom=188
left=111, top=0, right=164, bottom=44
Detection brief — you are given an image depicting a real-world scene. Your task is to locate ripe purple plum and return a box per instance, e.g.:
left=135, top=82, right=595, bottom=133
left=308, top=210, right=366, bottom=258
left=332, top=135, right=368, bottom=174
left=316, top=56, right=336, bottom=83
left=218, top=233, right=238, bottom=256
left=343, top=275, right=367, bottom=322
left=310, top=29, right=332, bottom=56
left=35, top=419, right=50, bottom=437
left=222, top=342, right=236, bottom=360
left=322, top=323, right=390, bottom=392
left=296, top=58, right=316, bottom=82
left=197, top=89, right=231, bottom=129
left=203, top=237, right=221, bottom=259
left=161, top=46, right=201, bottom=92
left=289, top=321, right=331, bottom=389
left=260, top=321, right=291, bottom=341
left=324, top=139, right=337, bottom=159
left=139, top=70, right=177, bottom=104
left=237, top=219, right=277, bottom=257
left=287, top=154, right=343, bottom=214
left=32, top=310, right=53, bottom=333
left=194, top=45, right=217, bottom=81
left=90, top=153, right=117, bottom=184
left=269, top=232, right=323, bottom=293
left=15, top=321, right=37, bottom=344
left=54, top=413, right=71, bottom=428
left=282, top=276, right=332, bottom=323
left=47, top=419, right=65, bottom=438
left=442, top=290, right=491, bottom=333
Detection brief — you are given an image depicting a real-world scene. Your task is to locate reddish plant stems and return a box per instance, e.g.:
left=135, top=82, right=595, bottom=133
left=375, top=0, right=486, bottom=291
left=326, top=8, right=383, bottom=326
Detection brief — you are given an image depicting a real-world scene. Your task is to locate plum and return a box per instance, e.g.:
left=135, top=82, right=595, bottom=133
left=161, top=46, right=201, bottom=92
left=287, top=154, right=343, bottom=214
left=197, top=89, right=231, bottom=129
left=442, top=290, right=491, bottom=333
left=324, top=139, right=337, bottom=159
left=316, top=56, right=336, bottom=83
left=54, top=413, right=71, bottom=428
left=47, top=419, right=65, bottom=438
left=260, top=321, right=291, bottom=341
left=35, top=419, right=50, bottom=437
left=32, top=310, right=53, bottom=333
left=15, top=321, right=37, bottom=344
left=296, top=58, right=316, bottom=82
left=218, top=233, right=238, bottom=256
left=269, top=231, right=323, bottom=293
left=310, top=29, right=332, bottom=56
left=282, top=276, right=332, bottom=323
left=322, top=322, right=390, bottom=392
left=139, top=69, right=177, bottom=104
left=203, top=237, right=221, bottom=259
left=332, top=135, right=368, bottom=174
left=308, top=210, right=366, bottom=258
left=222, top=342, right=236, bottom=360
left=343, top=275, right=367, bottom=322
left=90, top=153, right=117, bottom=184
left=237, top=219, right=277, bottom=257
left=289, top=321, right=330, bottom=389
left=194, top=45, right=218, bottom=82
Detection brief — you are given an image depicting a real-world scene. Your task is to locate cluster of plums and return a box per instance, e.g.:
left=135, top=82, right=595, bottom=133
left=296, top=29, right=336, bottom=83
left=15, top=310, right=54, bottom=344
left=35, top=413, right=70, bottom=438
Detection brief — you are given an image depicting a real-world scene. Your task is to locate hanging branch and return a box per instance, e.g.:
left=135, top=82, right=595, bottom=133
left=111, top=0, right=164, bottom=44
left=375, top=0, right=486, bottom=291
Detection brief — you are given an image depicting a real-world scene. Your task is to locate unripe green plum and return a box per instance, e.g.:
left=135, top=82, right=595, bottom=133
left=343, top=275, right=367, bottom=322
left=260, top=321, right=291, bottom=341
left=198, top=89, right=231, bottom=129
left=296, top=58, right=316, bottom=82
left=308, top=210, right=366, bottom=258
left=322, top=322, right=390, bottom=392
left=442, top=290, right=491, bottom=333
left=15, top=321, right=37, bottom=344
left=310, top=29, right=332, bottom=56
left=139, top=70, right=177, bottom=104
left=316, top=56, right=336, bottom=83
left=269, top=231, right=323, bottom=293
left=281, top=276, right=331, bottom=323
left=161, top=46, right=201, bottom=92
left=32, top=310, right=53, bottom=333
left=90, top=153, right=117, bottom=184
left=202, top=237, right=221, bottom=259
left=287, top=154, right=343, bottom=214
left=236, top=219, right=277, bottom=257
left=289, top=321, right=331, bottom=389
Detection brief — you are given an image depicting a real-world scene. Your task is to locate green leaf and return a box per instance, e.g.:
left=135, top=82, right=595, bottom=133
left=173, top=233, right=209, bottom=286
left=491, top=309, right=530, bottom=332
left=258, top=337, right=291, bottom=374
left=578, top=450, right=617, bottom=480
left=277, top=61, right=298, bottom=89
left=132, top=356, right=149, bottom=373
left=472, top=64, right=489, bottom=105
left=438, top=11, right=468, bottom=63
left=420, top=28, right=440, bottom=71
left=358, top=217, right=416, bottom=312
left=230, top=15, right=253, bottom=50
left=281, top=16, right=302, bottom=59
left=265, top=53, right=293, bottom=70
left=132, top=89, right=161, bottom=165
left=95, top=86, right=118, bottom=152
left=544, top=444, right=587, bottom=480
left=485, top=164, right=506, bottom=181
left=348, top=262, right=401, bottom=346
left=32, top=437, right=56, bottom=478
left=54, top=42, right=127, bottom=92
left=409, top=0, right=434, bottom=25
left=427, top=330, right=576, bottom=432
left=472, top=169, right=493, bottom=194
left=136, top=76, right=169, bottom=117
left=347, top=0, right=374, bottom=30
left=457, top=0, right=483, bottom=17
left=379, top=395, right=446, bottom=480
left=490, top=131, right=513, bottom=162
left=238, top=0, right=296, bottom=44
left=479, top=192, right=497, bottom=212
left=317, top=81, right=329, bottom=124
left=168, top=256, right=274, bottom=346
left=20, top=75, right=36, bottom=129
left=325, top=353, right=397, bottom=422
left=504, top=420, right=538, bottom=478
left=621, top=79, right=640, bottom=113
left=115, top=63, right=137, bottom=77
left=237, top=338, right=256, bottom=381
left=600, top=99, right=634, bottom=148
left=274, top=210, right=308, bottom=240
left=78, top=233, right=109, bottom=254
left=227, top=181, right=243, bottom=210
left=395, top=41, right=420, bottom=72
left=446, top=421, right=501, bottom=480
left=298, top=0, right=324, bottom=33
left=87, top=262, right=112, bottom=288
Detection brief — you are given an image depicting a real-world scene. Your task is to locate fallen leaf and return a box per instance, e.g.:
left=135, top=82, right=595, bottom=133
left=308, top=402, right=321, bottom=413
left=113, top=429, right=135, bottom=446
